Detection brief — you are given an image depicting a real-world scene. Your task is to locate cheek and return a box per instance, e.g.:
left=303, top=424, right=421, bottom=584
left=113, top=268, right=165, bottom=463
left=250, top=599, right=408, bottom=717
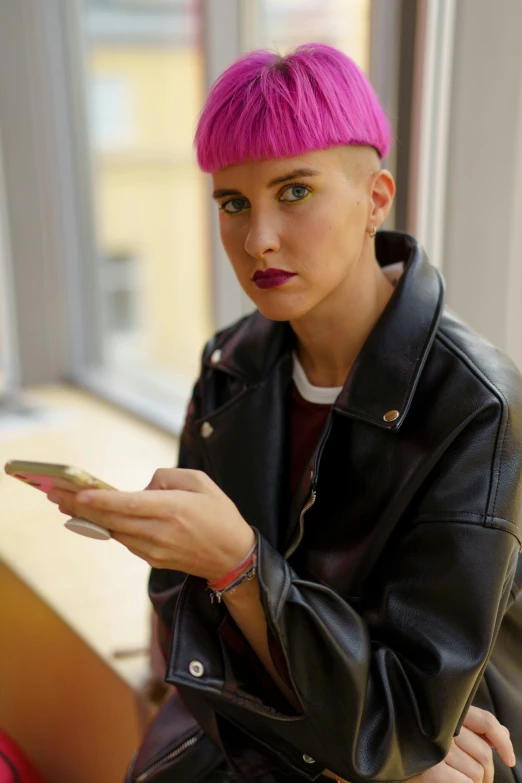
left=219, top=219, right=247, bottom=271
left=287, top=208, right=340, bottom=268
left=290, top=207, right=361, bottom=283
left=296, top=198, right=345, bottom=242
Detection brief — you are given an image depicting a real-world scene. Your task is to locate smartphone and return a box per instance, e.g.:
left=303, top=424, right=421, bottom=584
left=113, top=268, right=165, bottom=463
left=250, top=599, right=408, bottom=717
left=4, top=460, right=117, bottom=540
left=4, top=460, right=116, bottom=492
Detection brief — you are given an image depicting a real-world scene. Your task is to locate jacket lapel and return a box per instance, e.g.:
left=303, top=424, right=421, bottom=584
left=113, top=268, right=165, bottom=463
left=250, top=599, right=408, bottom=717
left=196, top=352, right=293, bottom=551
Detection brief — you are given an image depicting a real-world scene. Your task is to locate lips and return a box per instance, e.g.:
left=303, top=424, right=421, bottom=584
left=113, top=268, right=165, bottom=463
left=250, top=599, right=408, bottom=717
left=252, top=268, right=297, bottom=289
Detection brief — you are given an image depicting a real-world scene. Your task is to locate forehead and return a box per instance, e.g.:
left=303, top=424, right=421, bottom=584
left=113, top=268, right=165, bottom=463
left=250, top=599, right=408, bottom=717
left=211, top=146, right=378, bottom=189
left=211, top=149, right=337, bottom=186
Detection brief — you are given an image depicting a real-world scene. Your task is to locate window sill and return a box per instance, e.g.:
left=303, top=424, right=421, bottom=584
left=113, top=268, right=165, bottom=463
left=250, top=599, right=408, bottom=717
left=0, top=382, right=178, bottom=687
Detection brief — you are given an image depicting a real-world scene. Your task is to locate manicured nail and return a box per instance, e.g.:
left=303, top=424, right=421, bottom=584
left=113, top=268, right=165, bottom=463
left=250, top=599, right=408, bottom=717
left=510, top=754, right=516, bottom=767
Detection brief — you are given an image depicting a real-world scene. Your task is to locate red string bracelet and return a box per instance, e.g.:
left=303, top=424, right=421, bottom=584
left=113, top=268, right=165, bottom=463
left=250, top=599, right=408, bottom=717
left=207, top=540, right=257, bottom=603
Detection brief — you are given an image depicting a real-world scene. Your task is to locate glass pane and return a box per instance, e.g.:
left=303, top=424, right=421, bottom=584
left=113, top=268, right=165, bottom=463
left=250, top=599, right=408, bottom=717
left=258, top=0, right=371, bottom=73
left=80, top=0, right=213, bottom=407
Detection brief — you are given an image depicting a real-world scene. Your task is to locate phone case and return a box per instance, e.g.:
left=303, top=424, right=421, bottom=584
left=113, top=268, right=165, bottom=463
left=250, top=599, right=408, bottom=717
left=4, top=460, right=116, bottom=494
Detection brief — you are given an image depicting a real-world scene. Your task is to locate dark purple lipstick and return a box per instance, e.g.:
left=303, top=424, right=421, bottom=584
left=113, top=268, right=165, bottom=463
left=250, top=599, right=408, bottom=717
left=252, top=268, right=297, bottom=289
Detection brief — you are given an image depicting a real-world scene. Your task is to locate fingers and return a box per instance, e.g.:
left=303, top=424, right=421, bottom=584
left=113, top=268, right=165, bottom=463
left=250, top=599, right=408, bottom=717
left=422, top=759, right=475, bottom=783
left=48, top=485, right=177, bottom=531
left=72, top=486, right=205, bottom=521
left=47, top=488, right=164, bottom=537
left=67, top=489, right=175, bottom=519
left=445, top=741, right=487, bottom=783
left=47, top=488, right=76, bottom=504
left=462, top=706, right=515, bottom=767
left=453, top=729, right=494, bottom=783
left=72, top=508, right=162, bottom=539
left=110, top=531, right=170, bottom=567
left=146, top=468, right=210, bottom=492
left=110, top=532, right=148, bottom=560
left=49, top=470, right=212, bottom=520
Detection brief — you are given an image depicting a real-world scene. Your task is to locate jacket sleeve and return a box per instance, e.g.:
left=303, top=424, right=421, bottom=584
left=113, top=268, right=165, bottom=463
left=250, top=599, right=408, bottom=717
left=167, top=400, right=522, bottom=783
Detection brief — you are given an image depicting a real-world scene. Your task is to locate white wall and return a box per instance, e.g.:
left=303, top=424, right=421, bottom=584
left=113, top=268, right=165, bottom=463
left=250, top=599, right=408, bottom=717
left=442, top=0, right=522, bottom=370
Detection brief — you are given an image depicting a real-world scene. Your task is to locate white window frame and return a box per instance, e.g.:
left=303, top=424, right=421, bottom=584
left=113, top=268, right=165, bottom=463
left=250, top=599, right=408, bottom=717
left=407, top=0, right=457, bottom=270
left=0, top=117, right=21, bottom=404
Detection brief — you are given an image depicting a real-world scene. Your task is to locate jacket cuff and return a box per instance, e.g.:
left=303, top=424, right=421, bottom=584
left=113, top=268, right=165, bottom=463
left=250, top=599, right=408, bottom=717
left=164, top=532, right=329, bottom=781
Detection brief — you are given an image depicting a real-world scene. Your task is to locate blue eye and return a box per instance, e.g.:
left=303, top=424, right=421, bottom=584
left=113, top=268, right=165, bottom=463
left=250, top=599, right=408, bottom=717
left=280, top=184, right=311, bottom=202
left=221, top=198, right=249, bottom=215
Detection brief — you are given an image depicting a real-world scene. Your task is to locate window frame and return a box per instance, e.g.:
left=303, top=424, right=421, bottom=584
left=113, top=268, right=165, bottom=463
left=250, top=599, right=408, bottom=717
left=406, top=0, right=457, bottom=270
left=0, top=118, right=21, bottom=402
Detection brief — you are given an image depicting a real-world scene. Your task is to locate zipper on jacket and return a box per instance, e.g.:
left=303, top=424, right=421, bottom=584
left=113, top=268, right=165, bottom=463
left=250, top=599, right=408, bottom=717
left=284, top=411, right=334, bottom=559
left=284, top=482, right=317, bottom=559
left=135, top=731, right=202, bottom=782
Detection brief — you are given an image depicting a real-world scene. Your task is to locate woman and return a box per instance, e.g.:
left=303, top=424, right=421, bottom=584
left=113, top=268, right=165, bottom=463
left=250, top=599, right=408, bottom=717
left=48, top=44, right=522, bottom=783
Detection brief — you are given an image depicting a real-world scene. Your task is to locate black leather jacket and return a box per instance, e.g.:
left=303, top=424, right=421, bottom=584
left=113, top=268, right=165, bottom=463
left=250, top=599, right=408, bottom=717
left=149, top=231, right=522, bottom=783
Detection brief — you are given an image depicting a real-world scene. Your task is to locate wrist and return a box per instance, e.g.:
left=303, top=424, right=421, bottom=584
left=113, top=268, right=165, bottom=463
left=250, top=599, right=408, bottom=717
left=221, top=570, right=259, bottom=606
left=206, top=527, right=256, bottom=582
left=207, top=535, right=258, bottom=603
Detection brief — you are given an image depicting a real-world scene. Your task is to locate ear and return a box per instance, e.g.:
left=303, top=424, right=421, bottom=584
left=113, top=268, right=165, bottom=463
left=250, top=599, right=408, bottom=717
left=369, top=169, right=395, bottom=228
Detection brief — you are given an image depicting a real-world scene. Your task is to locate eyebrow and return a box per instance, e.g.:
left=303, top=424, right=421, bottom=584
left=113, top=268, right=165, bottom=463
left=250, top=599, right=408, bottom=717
left=212, top=167, right=320, bottom=200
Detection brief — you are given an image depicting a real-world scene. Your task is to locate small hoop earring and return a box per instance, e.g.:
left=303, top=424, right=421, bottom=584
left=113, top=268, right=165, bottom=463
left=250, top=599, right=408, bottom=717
left=368, top=226, right=376, bottom=238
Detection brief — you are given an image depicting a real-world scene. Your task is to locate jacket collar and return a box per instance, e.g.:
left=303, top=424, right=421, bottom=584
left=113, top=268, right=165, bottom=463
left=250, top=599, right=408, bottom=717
left=207, top=231, right=445, bottom=432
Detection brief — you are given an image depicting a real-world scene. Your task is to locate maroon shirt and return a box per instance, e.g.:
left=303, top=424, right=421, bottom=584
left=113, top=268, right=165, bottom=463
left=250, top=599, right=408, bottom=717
left=289, top=381, right=331, bottom=499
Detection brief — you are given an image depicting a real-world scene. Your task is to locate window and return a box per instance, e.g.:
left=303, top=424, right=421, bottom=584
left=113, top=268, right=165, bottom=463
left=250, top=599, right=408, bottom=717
left=101, top=251, right=139, bottom=334
left=79, top=0, right=213, bottom=422
left=256, top=0, right=371, bottom=72
left=90, top=75, right=135, bottom=150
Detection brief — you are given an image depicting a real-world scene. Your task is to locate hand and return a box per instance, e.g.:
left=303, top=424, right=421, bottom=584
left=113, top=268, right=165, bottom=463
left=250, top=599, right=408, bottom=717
left=46, top=468, right=256, bottom=581
left=410, top=706, right=514, bottom=783
left=324, top=703, right=514, bottom=783
left=458, top=705, right=514, bottom=772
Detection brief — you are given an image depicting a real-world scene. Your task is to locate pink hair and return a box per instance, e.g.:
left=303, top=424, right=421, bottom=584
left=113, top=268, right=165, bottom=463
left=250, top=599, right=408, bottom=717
left=194, top=43, right=393, bottom=173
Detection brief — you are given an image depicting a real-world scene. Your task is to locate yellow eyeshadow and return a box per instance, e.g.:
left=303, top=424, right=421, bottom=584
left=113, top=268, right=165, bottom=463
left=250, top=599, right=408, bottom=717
left=222, top=205, right=250, bottom=216
left=218, top=200, right=249, bottom=215
left=274, top=191, right=313, bottom=205
left=288, top=191, right=313, bottom=204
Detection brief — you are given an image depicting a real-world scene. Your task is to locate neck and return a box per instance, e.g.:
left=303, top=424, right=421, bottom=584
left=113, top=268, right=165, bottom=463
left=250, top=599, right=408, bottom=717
left=290, top=252, right=395, bottom=388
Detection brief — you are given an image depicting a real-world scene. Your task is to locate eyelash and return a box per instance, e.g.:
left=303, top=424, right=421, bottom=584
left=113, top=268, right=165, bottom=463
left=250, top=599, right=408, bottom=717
left=219, top=182, right=312, bottom=215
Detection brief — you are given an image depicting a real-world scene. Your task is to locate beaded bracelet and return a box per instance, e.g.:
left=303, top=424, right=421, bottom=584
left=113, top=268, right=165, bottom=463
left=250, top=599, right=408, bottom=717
left=207, top=541, right=258, bottom=603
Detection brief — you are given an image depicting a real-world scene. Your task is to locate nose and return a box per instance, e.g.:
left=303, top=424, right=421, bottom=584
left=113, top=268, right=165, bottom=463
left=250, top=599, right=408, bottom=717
left=244, top=214, right=281, bottom=259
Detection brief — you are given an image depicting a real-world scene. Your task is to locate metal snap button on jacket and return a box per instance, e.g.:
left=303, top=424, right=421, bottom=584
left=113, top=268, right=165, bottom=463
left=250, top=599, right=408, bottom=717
left=303, top=755, right=315, bottom=764
left=210, top=349, right=222, bottom=364
left=383, top=409, right=400, bottom=422
left=189, top=660, right=204, bottom=677
left=200, top=422, right=214, bottom=438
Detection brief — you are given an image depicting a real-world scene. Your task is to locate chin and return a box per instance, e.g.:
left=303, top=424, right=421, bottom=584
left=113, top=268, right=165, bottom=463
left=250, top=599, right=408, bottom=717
left=252, top=296, right=312, bottom=323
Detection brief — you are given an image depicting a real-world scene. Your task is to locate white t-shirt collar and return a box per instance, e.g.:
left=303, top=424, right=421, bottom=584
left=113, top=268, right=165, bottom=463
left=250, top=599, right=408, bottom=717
left=292, top=353, right=342, bottom=404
